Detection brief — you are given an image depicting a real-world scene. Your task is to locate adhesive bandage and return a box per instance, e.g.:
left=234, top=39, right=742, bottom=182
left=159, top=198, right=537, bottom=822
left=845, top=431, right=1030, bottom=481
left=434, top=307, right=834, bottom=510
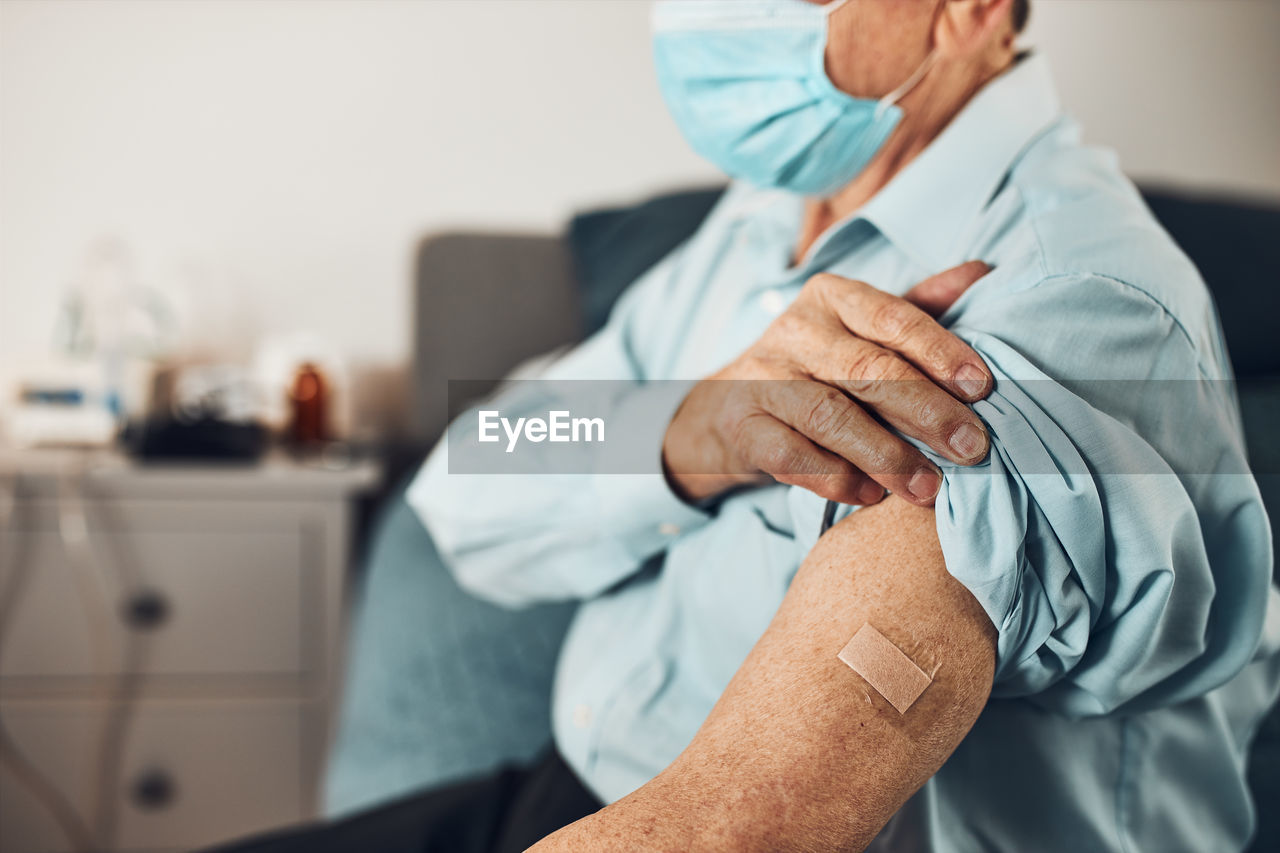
left=837, top=623, right=932, bottom=714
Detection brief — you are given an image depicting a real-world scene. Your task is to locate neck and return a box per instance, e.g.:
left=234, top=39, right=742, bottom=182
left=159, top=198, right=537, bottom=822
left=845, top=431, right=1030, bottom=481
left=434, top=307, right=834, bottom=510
left=793, top=53, right=1014, bottom=265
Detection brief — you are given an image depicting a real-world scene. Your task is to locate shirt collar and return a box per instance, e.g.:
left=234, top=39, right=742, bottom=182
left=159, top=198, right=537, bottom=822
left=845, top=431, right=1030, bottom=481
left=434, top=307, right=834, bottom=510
left=721, top=52, right=1062, bottom=273
left=858, top=52, right=1062, bottom=270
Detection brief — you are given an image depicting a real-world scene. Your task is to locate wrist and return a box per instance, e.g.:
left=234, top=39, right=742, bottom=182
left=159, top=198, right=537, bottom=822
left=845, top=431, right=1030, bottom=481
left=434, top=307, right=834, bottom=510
left=661, top=429, right=746, bottom=504
left=665, top=467, right=738, bottom=505
left=662, top=380, right=752, bottom=504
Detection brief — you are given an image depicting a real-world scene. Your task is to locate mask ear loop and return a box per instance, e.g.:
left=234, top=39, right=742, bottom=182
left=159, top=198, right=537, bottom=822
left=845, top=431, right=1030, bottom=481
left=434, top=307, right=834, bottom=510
left=874, top=49, right=938, bottom=119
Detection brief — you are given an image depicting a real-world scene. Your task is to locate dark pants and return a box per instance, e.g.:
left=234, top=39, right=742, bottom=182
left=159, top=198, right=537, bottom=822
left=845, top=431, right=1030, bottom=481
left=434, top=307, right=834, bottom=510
left=208, top=750, right=603, bottom=853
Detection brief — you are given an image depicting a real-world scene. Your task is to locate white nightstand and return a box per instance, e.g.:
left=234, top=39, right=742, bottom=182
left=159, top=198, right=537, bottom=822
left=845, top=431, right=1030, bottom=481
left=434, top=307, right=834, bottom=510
left=0, top=448, right=379, bottom=853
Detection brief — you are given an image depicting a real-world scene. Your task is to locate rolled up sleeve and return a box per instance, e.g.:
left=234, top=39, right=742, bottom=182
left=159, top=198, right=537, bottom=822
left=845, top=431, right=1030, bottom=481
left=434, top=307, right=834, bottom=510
left=794, top=272, right=1273, bottom=715
left=932, top=274, right=1272, bottom=715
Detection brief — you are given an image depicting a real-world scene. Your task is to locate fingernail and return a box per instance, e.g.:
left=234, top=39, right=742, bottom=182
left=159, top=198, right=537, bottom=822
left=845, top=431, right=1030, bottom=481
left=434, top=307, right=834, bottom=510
left=857, top=481, right=885, bottom=505
left=954, top=363, right=989, bottom=399
left=908, top=468, right=941, bottom=501
left=949, top=422, right=987, bottom=460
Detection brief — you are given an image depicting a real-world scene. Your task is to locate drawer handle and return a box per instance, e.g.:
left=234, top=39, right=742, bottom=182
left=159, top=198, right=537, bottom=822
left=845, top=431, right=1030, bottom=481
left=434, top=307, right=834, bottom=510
left=130, top=768, right=178, bottom=811
left=122, top=589, right=170, bottom=631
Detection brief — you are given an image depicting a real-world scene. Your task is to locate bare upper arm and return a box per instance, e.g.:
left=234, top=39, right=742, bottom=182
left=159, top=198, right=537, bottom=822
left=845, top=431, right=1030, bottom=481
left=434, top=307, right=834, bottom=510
left=531, top=495, right=997, bottom=852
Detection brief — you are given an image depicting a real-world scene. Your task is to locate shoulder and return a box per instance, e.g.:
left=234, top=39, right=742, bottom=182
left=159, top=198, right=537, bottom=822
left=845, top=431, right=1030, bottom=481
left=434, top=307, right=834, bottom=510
left=960, top=120, right=1231, bottom=379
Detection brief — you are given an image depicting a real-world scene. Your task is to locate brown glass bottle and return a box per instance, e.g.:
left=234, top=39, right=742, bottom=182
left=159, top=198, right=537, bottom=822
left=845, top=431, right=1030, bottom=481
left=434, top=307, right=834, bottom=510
left=288, top=362, right=329, bottom=446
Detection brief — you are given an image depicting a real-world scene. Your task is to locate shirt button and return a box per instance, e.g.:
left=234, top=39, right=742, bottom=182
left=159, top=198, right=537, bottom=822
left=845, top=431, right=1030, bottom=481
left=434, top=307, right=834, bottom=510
left=572, top=704, right=593, bottom=729
left=658, top=522, right=682, bottom=537
left=759, top=289, right=787, bottom=316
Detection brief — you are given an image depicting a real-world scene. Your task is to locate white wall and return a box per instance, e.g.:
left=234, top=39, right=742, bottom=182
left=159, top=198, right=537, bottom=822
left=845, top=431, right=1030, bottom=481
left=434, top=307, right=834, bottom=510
left=0, top=0, right=714, bottom=377
left=2, top=0, right=1278, bottom=427
left=1026, top=0, right=1280, bottom=195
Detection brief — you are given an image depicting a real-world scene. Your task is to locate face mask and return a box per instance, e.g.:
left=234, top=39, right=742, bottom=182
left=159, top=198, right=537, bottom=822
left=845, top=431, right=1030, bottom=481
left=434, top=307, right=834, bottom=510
left=652, top=0, right=936, bottom=197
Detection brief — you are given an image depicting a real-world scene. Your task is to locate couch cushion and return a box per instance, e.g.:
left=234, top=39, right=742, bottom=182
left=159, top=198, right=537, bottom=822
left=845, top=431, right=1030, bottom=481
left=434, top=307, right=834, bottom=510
left=568, top=186, right=725, bottom=335
left=324, top=490, right=577, bottom=817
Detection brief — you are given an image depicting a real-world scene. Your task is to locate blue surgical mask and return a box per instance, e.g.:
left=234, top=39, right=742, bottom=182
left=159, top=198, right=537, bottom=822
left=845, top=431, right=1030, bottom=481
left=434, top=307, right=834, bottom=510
left=652, top=0, right=936, bottom=197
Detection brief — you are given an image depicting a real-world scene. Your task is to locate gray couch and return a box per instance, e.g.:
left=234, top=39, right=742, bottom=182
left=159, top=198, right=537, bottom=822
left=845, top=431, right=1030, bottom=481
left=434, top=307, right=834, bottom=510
left=326, top=187, right=1280, bottom=850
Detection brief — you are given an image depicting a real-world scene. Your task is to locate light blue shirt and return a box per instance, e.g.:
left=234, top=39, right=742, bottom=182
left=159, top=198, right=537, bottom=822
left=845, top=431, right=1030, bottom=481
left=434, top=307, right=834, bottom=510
left=410, top=55, right=1280, bottom=852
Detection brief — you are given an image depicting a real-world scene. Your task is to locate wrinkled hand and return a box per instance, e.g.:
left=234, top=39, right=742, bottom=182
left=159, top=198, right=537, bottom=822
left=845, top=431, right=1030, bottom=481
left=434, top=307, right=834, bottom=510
left=662, top=261, right=994, bottom=506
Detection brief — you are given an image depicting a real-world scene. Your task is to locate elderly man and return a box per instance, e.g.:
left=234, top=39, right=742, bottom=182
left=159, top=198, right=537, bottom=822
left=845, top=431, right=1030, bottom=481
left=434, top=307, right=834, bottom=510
left=218, top=0, right=1279, bottom=851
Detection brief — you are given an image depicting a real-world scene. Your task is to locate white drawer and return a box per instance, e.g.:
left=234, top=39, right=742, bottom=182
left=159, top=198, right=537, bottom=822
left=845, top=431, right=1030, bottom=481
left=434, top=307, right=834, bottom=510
left=0, top=500, right=314, bottom=681
left=0, top=699, right=309, bottom=852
